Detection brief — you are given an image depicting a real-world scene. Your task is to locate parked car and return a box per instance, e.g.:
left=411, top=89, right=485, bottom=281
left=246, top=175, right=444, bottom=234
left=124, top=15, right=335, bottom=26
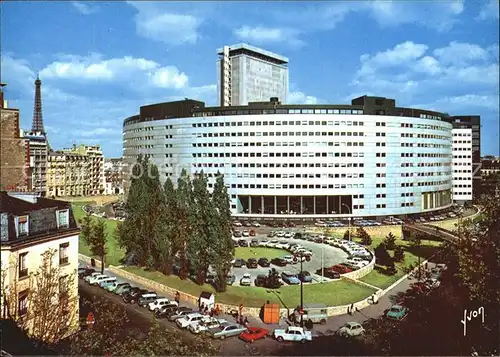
left=338, top=322, right=365, bottom=337
left=155, top=305, right=188, bottom=319
left=233, top=221, right=242, bottom=227
left=240, top=273, right=252, bottom=286
left=254, top=275, right=268, bottom=287
left=267, top=231, right=275, bottom=238
left=281, top=272, right=300, bottom=285
left=291, top=304, right=328, bottom=325
left=233, top=259, right=246, bottom=268
left=85, top=273, right=105, bottom=283
left=205, top=274, right=217, bottom=284
left=425, top=277, right=440, bottom=289
left=98, top=277, right=117, bottom=289
left=89, top=275, right=111, bottom=286
left=386, top=304, right=408, bottom=320
left=189, top=317, right=227, bottom=334
left=114, top=283, right=133, bottom=295
left=249, top=239, right=259, bottom=247
left=410, top=282, right=431, bottom=294
left=249, top=229, right=256, bottom=236
left=168, top=308, right=195, bottom=321
left=138, top=293, right=158, bottom=307
left=282, top=255, right=295, bottom=264
left=207, top=322, right=248, bottom=339
left=322, top=270, right=341, bottom=279
left=271, top=258, right=287, bottom=267
left=176, top=312, right=205, bottom=329
left=239, top=327, right=269, bottom=343
left=298, top=271, right=313, bottom=283
left=243, top=222, right=252, bottom=227
left=251, top=221, right=261, bottom=227
left=149, top=297, right=177, bottom=312
left=246, top=258, right=258, bottom=269
left=226, top=274, right=236, bottom=285
left=274, top=326, right=312, bottom=343
left=238, top=239, right=249, bottom=247
left=242, top=230, right=250, bottom=237
left=330, top=265, right=352, bottom=274
left=259, top=239, right=270, bottom=246
left=104, top=281, right=130, bottom=293
left=78, top=267, right=95, bottom=279
left=233, top=230, right=242, bottom=238
left=258, top=258, right=270, bottom=267
left=122, top=288, right=148, bottom=303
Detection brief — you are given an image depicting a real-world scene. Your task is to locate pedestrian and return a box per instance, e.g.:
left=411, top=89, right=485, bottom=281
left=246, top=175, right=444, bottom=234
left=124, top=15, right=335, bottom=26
left=350, top=303, right=354, bottom=315
left=175, top=291, right=180, bottom=305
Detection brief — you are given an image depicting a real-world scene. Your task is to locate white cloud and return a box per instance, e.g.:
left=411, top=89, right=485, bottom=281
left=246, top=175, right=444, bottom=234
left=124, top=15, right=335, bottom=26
left=233, top=26, right=304, bottom=48
left=128, top=2, right=202, bottom=45
left=433, top=42, right=491, bottom=66
left=0, top=53, right=36, bottom=93
left=71, top=2, right=99, bottom=15
left=350, top=40, right=499, bottom=108
left=40, top=54, right=188, bottom=89
left=476, top=0, right=500, bottom=21
left=288, top=91, right=320, bottom=105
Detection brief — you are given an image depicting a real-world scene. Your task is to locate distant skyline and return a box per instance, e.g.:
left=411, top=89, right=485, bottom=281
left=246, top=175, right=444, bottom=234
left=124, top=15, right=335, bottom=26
left=1, top=1, right=499, bottom=157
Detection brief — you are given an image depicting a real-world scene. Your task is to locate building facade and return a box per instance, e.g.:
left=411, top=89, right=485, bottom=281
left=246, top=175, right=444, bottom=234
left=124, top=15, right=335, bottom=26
left=123, top=96, right=456, bottom=219
left=64, top=144, right=104, bottom=195
left=480, top=156, right=500, bottom=198
left=46, top=151, right=89, bottom=197
left=217, top=43, right=289, bottom=106
left=448, top=116, right=481, bottom=200
left=0, top=192, right=80, bottom=341
left=451, top=128, right=473, bottom=203
left=103, top=158, right=124, bottom=195
left=0, top=86, right=29, bottom=192
left=23, top=131, right=48, bottom=195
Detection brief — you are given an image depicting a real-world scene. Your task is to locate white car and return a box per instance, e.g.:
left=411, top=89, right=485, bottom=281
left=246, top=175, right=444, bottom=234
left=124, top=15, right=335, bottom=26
left=87, top=274, right=109, bottom=285
left=176, top=312, right=205, bottom=329
left=189, top=317, right=227, bottom=334
left=276, top=231, right=285, bottom=237
left=233, top=221, right=242, bottom=227
left=338, top=322, right=365, bottom=337
left=276, top=242, right=290, bottom=250
left=425, top=278, right=441, bottom=289
left=240, top=273, right=252, bottom=286
left=258, top=240, right=269, bottom=247
left=282, top=255, right=295, bottom=264
left=267, top=240, right=280, bottom=248
left=284, top=232, right=293, bottom=238
left=242, top=230, right=250, bottom=237
left=148, top=298, right=177, bottom=312
left=290, top=245, right=304, bottom=253
left=274, top=326, right=312, bottom=342
left=85, top=272, right=104, bottom=283
left=251, top=221, right=261, bottom=227
left=345, top=259, right=368, bottom=268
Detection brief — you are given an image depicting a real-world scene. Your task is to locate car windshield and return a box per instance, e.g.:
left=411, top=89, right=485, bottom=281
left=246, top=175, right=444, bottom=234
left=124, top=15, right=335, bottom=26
left=390, top=307, right=401, bottom=313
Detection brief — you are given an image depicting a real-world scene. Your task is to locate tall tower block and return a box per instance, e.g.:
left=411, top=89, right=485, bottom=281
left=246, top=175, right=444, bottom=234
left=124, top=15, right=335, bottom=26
left=32, top=74, right=45, bottom=134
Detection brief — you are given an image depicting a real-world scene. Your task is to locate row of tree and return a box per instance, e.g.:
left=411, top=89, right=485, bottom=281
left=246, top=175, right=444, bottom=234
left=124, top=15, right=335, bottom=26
left=115, top=156, right=234, bottom=291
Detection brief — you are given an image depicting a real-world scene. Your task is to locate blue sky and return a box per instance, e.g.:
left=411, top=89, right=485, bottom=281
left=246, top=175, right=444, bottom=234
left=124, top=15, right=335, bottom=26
left=2, top=1, right=499, bottom=157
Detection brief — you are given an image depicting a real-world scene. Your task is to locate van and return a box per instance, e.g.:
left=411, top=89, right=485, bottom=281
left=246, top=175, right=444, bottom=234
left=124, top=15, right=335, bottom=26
left=292, top=303, right=328, bottom=325
left=98, top=277, right=117, bottom=288
left=138, top=293, right=158, bottom=307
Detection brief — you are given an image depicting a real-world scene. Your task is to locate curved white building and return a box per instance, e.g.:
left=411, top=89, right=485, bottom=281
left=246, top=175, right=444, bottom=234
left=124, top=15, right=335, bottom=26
left=123, top=96, right=455, bottom=219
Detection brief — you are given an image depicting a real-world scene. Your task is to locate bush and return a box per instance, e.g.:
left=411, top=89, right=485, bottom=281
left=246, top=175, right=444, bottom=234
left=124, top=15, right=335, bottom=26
left=357, top=227, right=372, bottom=245
left=343, top=230, right=351, bottom=240
left=384, top=232, right=397, bottom=250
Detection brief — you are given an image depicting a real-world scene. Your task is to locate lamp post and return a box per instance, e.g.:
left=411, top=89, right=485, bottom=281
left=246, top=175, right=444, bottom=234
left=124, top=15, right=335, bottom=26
left=342, top=203, right=352, bottom=241
left=298, top=252, right=304, bottom=328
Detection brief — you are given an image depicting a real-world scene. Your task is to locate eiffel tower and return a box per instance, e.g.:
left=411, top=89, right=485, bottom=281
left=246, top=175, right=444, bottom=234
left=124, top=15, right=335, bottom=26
left=32, top=73, right=45, bottom=134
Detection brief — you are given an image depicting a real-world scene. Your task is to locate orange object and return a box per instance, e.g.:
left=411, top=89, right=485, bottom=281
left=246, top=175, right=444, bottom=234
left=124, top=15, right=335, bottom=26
left=263, top=303, right=280, bottom=324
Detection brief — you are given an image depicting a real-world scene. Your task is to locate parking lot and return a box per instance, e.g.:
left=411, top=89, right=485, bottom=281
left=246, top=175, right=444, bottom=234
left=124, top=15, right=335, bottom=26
left=229, top=233, right=349, bottom=286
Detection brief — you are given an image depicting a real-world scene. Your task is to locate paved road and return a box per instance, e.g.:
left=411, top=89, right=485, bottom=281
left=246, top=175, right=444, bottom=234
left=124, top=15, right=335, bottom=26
left=80, top=258, right=442, bottom=356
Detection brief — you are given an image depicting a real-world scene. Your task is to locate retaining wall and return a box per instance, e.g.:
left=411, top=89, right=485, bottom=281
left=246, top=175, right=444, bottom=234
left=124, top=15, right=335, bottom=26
left=79, top=253, right=102, bottom=269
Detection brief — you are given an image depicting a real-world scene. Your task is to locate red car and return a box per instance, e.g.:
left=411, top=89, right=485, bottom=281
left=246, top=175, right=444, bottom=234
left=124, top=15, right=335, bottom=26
left=331, top=264, right=353, bottom=274
left=239, top=327, right=269, bottom=343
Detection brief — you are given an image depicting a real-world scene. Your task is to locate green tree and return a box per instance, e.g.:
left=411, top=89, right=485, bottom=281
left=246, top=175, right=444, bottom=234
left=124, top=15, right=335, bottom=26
left=211, top=172, right=235, bottom=292
left=357, top=227, right=372, bottom=245
left=374, top=242, right=392, bottom=267
left=175, top=169, right=195, bottom=279
left=88, top=218, right=108, bottom=274
left=343, top=229, right=351, bottom=241
left=80, top=211, right=93, bottom=244
left=393, top=245, right=405, bottom=262
left=384, top=232, right=397, bottom=250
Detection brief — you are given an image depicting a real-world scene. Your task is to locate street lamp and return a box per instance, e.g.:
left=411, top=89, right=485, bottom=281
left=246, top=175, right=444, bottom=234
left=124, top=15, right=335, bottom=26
left=342, top=203, right=352, bottom=241
left=296, top=251, right=305, bottom=328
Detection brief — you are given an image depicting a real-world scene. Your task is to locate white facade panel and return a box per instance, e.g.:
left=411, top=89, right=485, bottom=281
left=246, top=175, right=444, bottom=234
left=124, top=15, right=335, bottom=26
left=452, top=128, right=473, bottom=202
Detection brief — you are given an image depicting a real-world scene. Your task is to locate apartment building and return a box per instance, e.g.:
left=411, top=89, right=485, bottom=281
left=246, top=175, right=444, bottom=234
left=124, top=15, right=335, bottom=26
left=0, top=86, right=29, bottom=191
left=103, top=158, right=124, bottom=195
left=451, top=128, right=473, bottom=203
left=23, top=131, right=48, bottom=196
left=0, top=192, right=80, bottom=341
left=64, top=144, right=104, bottom=195
left=46, top=151, right=89, bottom=197
left=217, top=43, right=289, bottom=106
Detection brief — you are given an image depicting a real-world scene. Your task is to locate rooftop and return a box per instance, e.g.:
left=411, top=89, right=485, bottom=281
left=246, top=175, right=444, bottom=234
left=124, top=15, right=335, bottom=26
left=0, top=191, right=72, bottom=215
left=217, top=43, right=289, bottom=64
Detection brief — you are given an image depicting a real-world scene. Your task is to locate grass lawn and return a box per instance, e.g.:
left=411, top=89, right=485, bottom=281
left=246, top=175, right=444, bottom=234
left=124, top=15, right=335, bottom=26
left=359, top=238, right=442, bottom=289
left=61, top=195, right=121, bottom=205
left=309, top=225, right=403, bottom=239
left=72, top=203, right=125, bottom=266
left=122, top=266, right=375, bottom=307
left=234, top=247, right=288, bottom=260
